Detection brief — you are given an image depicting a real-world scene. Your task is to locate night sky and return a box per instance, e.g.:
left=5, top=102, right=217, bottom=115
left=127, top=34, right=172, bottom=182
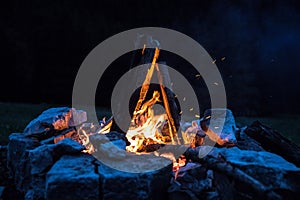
left=1, top=0, right=299, bottom=116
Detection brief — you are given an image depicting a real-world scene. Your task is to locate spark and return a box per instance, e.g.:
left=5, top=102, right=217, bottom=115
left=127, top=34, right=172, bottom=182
left=142, top=44, right=146, bottom=55
left=221, top=57, right=226, bottom=61
left=195, top=114, right=200, bottom=118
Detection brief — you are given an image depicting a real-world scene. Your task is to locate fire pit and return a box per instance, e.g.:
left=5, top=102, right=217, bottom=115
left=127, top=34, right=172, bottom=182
left=5, top=46, right=300, bottom=200
left=6, top=106, right=300, bottom=200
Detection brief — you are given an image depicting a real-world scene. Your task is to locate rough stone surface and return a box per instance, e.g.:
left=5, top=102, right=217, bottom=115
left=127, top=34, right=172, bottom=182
left=98, top=160, right=172, bottom=200
left=182, top=108, right=237, bottom=145
left=90, top=134, right=127, bottom=160
left=28, top=138, right=85, bottom=175
left=89, top=131, right=129, bottom=151
left=68, top=109, right=87, bottom=127
left=245, top=120, right=300, bottom=167
left=24, top=107, right=87, bottom=135
left=105, top=131, right=130, bottom=146
left=7, top=135, right=85, bottom=199
left=202, top=108, right=237, bottom=143
left=212, top=147, right=300, bottom=196
left=168, top=163, right=217, bottom=200
left=235, top=127, right=265, bottom=151
left=46, top=154, right=99, bottom=200
left=7, top=133, right=40, bottom=192
left=53, top=138, right=86, bottom=155
left=7, top=108, right=300, bottom=200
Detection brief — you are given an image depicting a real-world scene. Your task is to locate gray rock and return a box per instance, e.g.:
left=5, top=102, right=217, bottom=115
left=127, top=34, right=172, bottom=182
left=7, top=133, right=48, bottom=199
left=26, top=139, right=85, bottom=199
left=90, top=132, right=127, bottom=151
left=46, top=154, right=99, bottom=200
left=68, top=109, right=87, bottom=127
left=7, top=134, right=85, bottom=199
left=202, top=108, right=237, bottom=143
left=212, top=147, right=300, bottom=195
left=24, top=107, right=87, bottom=135
left=105, top=131, right=130, bottom=145
left=98, top=156, right=173, bottom=200
left=90, top=134, right=127, bottom=161
left=28, top=145, right=55, bottom=175
left=236, top=127, right=265, bottom=151
left=7, top=133, right=40, bottom=192
left=27, top=138, right=85, bottom=175
left=53, top=138, right=86, bottom=155
left=168, top=163, right=217, bottom=199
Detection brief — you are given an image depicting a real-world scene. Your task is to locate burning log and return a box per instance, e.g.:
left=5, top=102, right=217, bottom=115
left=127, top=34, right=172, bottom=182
left=156, top=63, right=178, bottom=144
left=132, top=47, right=160, bottom=122
left=125, top=46, right=182, bottom=152
left=40, top=127, right=77, bottom=144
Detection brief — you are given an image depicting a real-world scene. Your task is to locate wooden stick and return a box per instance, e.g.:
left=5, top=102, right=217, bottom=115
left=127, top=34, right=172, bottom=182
left=132, top=48, right=160, bottom=123
left=156, top=64, right=178, bottom=144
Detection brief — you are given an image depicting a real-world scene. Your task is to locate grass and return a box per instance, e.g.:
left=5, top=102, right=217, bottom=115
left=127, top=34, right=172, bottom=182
left=0, top=102, right=299, bottom=145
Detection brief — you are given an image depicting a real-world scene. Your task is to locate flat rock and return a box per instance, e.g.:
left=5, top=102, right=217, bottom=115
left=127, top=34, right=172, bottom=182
left=24, top=107, right=87, bottom=135
left=27, top=139, right=85, bottom=199
left=202, top=108, right=237, bottom=143
left=98, top=156, right=172, bottom=200
left=46, top=154, right=99, bottom=200
left=7, top=133, right=40, bottom=192
left=7, top=134, right=85, bottom=199
left=68, top=109, right=87, bottom=127
left=212, top=147, right=300, bottom=195
left=53, top=138, right=86, bottom=154
left=90, top=132, right=128, bottom=151
left=28, top=138, right=85, bottom=175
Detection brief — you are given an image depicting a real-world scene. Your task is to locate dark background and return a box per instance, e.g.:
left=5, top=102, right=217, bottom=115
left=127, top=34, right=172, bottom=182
left=1, top=0, right=300, bottom=116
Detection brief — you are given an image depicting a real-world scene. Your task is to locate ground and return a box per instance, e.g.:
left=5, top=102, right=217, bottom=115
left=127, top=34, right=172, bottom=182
left=0, top=102, right=299, bottom=145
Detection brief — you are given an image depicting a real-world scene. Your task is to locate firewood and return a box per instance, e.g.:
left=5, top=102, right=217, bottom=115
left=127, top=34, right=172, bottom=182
left=184, top=148, right=281, bottom=199
left=245, top=120, right=300, bottom=167
left=203, top=155, right=281, bottom=199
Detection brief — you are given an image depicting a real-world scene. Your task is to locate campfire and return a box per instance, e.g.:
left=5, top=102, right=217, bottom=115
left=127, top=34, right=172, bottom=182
left=5, top=40, right=300, bottom=200
left=125, top=47, right=179, bottom=153
left=42, top=45, right=234, bottom=173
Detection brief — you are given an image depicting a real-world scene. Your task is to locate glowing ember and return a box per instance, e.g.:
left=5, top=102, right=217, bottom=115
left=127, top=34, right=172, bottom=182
left=126, top=91, right=169, bottom=152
